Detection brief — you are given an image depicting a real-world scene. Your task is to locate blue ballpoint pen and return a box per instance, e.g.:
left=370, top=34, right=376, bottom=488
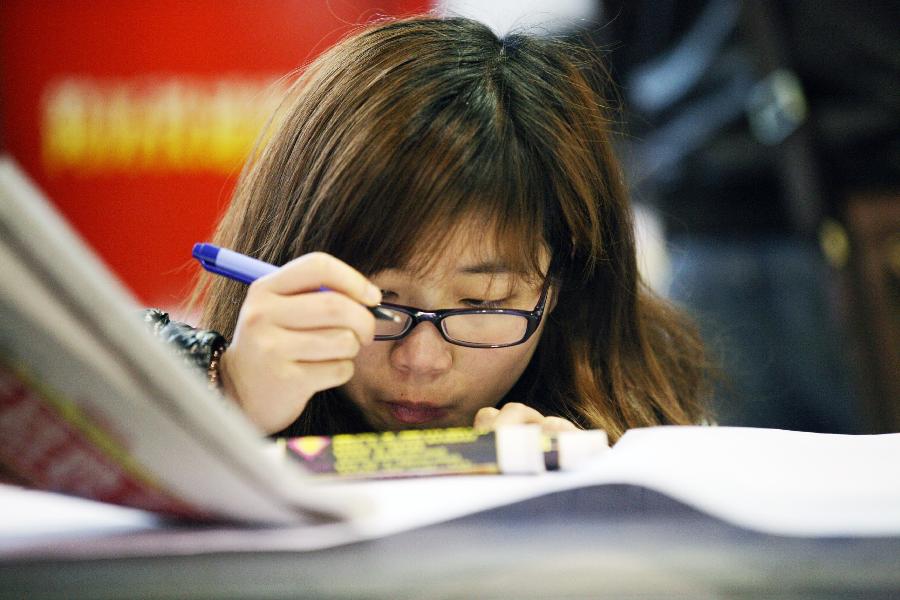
left=192, top=243, right=400, bottom=322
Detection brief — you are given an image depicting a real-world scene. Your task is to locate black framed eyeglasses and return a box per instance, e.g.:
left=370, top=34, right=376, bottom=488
left=373, top=277, right=552, bottom=348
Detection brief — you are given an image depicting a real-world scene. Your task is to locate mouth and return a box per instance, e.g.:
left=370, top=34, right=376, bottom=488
left=382, top=401, right=449, bottom=426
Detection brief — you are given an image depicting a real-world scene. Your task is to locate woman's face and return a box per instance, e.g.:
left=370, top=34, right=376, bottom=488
left=341, top=228, right=551, bottom=430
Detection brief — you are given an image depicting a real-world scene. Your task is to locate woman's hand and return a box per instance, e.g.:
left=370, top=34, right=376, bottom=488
left=218, top=252, right=382, bottom=434
left=473, top=403, right=579, bottom=433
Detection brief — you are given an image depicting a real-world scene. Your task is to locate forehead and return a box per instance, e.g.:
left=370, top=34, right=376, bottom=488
left=392, top=217, right=550, bottom=284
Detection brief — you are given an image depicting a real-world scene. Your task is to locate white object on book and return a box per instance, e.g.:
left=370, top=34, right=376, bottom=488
left=496, top=425, right=546, bottom=473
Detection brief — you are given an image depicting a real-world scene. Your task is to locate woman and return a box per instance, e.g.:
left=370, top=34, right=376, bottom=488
left=149, top=16, right=710, bottom=441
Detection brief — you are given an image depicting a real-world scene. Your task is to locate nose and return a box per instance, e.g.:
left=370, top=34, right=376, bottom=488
left=389, top=321, right=453, bottom=379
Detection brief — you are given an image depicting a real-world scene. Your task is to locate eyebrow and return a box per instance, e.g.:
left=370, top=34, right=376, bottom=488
left=457, top=261, right=517, bottom=276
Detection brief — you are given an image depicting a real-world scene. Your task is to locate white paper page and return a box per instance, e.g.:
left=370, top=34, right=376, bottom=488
left=0, top=485, right=159, bottom=546
left=595, top=426, right=900, bottom=536
left=0, top=467, right=620, bottom=558
left=0, top=157, right=369, bottom=523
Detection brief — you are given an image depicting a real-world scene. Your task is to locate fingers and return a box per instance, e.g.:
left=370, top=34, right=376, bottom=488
left=473, top=403, right=580, bottom=432
left=244, top=289, right=376, bottom=346
left=258, top=252, right=382, bottom=307
left=246, top=327, right=362, bottom=363
left=492, top=403, right=545, bottom=428
left=226, top=353, right=356, bottom=402
left=541, top=416, right=580, bottom=433
left=219, top=350, right=354, bottom=434
left=220, top=251, right=381, bottom=434
left=473, top=407, right=500, bottom=430
left=277, top=358, right=356, bottom=392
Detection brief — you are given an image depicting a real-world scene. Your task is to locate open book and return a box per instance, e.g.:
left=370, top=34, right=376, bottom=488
left=1, top=155, right=899, bottom=544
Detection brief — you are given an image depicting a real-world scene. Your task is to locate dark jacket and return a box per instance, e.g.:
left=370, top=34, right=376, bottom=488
left=142, top=309, right=226, bottom=384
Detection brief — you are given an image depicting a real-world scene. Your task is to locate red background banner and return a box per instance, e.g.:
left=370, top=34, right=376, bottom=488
left=1, top=1, right=429, bottom=309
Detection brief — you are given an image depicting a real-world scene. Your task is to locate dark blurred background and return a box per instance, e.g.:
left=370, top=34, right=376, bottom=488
left=592, top=0, right=899, bottom=435
left=2, top=1, right=897, bottom=433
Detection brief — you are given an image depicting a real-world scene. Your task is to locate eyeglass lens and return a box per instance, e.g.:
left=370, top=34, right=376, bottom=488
left=374, top=309, right=529, bottom=345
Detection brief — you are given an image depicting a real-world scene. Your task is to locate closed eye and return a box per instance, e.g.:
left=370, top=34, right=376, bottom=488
left=462, top=298, right=507, bottom=309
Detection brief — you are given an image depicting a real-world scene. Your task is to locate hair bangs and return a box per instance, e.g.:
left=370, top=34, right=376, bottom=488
left=306, top=59, right=554, bottom=284
left=325, top=126, right=550, bottom=285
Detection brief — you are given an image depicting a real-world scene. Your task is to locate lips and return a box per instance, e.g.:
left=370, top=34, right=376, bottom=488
left=384, top=401, right=448, bottom=425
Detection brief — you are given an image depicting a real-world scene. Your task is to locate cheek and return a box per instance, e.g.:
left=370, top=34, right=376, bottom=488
left=349, top=343, right=389, bottom=381
left=339, top=343, right=386, bottom=412
left=461, top=341, right=539, bottom=396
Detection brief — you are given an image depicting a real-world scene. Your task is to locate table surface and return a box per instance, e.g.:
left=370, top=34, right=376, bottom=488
left=2, top=484, right=900, bottom=599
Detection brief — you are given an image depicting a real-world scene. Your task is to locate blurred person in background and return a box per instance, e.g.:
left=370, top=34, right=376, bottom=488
left=594, top=0, right=900, bottom=432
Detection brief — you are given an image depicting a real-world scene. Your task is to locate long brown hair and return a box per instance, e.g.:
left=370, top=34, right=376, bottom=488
left=194, top=16, right=711, bottom=440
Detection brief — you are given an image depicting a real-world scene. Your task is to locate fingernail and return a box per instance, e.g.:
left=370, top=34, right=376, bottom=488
left=366, top=284, right=382, bottom=305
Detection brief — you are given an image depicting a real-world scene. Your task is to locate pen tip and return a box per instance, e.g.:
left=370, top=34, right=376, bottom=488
left=376, top=307, right=402, bottom=323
